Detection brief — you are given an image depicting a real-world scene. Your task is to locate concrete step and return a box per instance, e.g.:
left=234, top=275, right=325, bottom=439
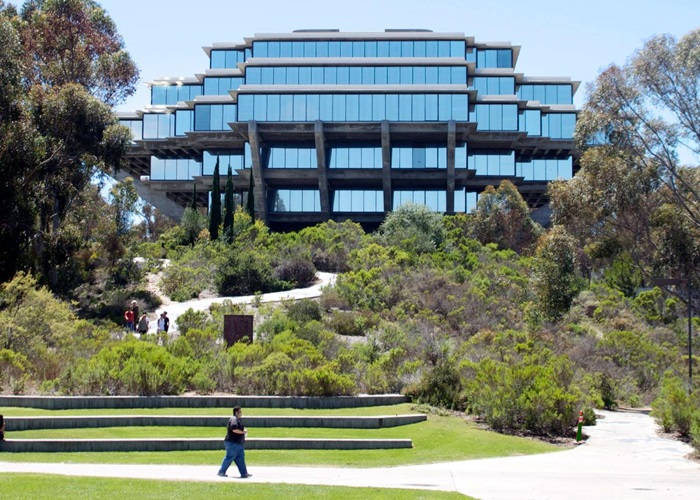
left=0, top=437, right=413, bottom=452
left=0, top=395, right=408, bottom=410
left=5, top=414, right=426, bottom=431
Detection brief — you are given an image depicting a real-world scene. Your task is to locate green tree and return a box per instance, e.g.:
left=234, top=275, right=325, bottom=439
left=223, top=165, right=234, bottom=243
left=379, top=203, right=445, bottom=254
left=209, top=159, right=221, bottom=240
left=0, top=1, right=138, bottom=287
left=181, top=207, right=205, bottom=247
left=470, top=180, right=542, bottom=254
left=110, top=177, right=138, bottom=237
left=533, top=225, right=582, bottom=319
left=190, top=183, right=198, bottom=211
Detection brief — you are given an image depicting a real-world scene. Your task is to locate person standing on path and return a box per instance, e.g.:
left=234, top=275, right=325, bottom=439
left=162, top=311, right=169, bottom=333
left=137, top=313, right=149, bottom=335
left=124, top=308, right=134, bottom=332
left=130, top=300, right=139, bottom=331
left=217, top=407, right=250, bottom=478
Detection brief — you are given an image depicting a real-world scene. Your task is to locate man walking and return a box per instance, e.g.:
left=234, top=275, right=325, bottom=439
left=217, top=407, right=251, bottom=478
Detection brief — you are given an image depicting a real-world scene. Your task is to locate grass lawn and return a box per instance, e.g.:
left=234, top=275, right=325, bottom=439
left=0, top=414, right=559, bottom=466
left=0, top=474, right=471, bottom=499
left=0, top=404, right=418, bottom=417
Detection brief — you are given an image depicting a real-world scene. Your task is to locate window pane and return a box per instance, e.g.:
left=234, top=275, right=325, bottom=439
left=377, top=41, right=389, bottom=57
left=412, top=94, right=425, bottom=121
left=346, top=94, right=359, bottom=121
left=280, top=94, right=294, bottom=121
left=267, top=94, right=280, bottom=121
left=375, top=66, right=387, bottom=84
left=293, top=95, right=306, bottom=121
left=399, top=94, right=412, bottom=121
left=320, top=94, right=333, bottom=120
left=372, top=94, right=385, bottom=120
left=306, top=93, right=319, bottom=121
left=386, top=94, right=399, bottom=120
left=329, top=41, right=340, bottom=57
left=332, top=94, right=345, bottom=121
left=359, top=94, right=372, bottom=121
left=425, top=94, right=438, bottom=120
left=254, top=94, right=267, bottom=121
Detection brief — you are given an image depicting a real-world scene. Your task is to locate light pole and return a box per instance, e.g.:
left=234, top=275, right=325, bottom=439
left=653, top=278, right=693, bottom=393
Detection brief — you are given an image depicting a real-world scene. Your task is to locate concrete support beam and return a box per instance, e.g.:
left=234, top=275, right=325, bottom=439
left=446, top=120, right=456, bottom=213
left=248, top=121, right=267, bottom=222
left=314, top=121, right=331, bottom=219
left=381, top=121, right=392, bottom=215
left=113, top=169, right=184, bottom=220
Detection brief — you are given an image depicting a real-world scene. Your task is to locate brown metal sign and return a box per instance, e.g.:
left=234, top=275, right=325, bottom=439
left=223, top=314, right=253, bottom=347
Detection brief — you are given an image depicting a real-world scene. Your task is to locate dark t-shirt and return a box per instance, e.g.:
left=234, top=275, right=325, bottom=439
left=225, top=416, right=245, bottom=443
left=163, top=316, right=169, bottom=332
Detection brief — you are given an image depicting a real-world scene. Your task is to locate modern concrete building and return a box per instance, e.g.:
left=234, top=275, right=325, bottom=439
left=118, top=30, right=578, bottom=229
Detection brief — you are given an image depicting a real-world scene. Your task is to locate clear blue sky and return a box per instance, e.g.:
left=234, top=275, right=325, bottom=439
left=86, top=0, right=700, bottom=112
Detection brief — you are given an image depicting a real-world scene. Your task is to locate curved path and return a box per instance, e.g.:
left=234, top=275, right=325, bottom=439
left=151, top=272, right=336, bottom=332
left=2, top=411, right=699, bottom=498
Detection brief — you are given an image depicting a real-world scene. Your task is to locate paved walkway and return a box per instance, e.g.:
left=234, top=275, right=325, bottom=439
left=151, top=272, right=336, bottom=332
left=1, top=411, right=698, bottom=498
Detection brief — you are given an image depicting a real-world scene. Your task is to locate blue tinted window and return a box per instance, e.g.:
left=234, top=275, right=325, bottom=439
left=320, top=94, right=333, bottom=120
left=267, top=94, right=280, bottom=121
left=211, top=50, right=225, bottom=68
left=280, top=95, right=294, bottom=121
left=254, top=41, right=267, bottom=57
left=151, top=86, right=166, bottom=105
left=426, top=40, right=438, bottom=57
left=332, top=190, right=383, bottom=212
left=316, top=41, right=329, bottom=57
left=293, top=95, right=306, bottom=120
left=306, top=94, right=319, bottom=121
left=359, top=94, right=372, bottom=121
left=346, top=94, right=359, bottom=121
left=328, top=41, right=340, bottom=57
left=377, top=41, right=389, bottom=57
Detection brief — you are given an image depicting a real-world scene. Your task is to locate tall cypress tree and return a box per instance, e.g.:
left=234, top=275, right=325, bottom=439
left=209, top=158, right=221, bottom=240
left=223, top=164, right=234, bottom=243
left=191, top=183, right=198, bottom=211
left=246, top=172, right=255, bottom=220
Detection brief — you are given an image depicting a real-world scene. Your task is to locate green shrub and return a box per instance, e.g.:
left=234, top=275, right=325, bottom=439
left=273, top=256, right=316, bottom=287
left=462, top=351, right=582, bottom=436
left=651, top=372, right=695, bottom=436
left=215, top=249, right=287, bottom=296
left=160, top=264, right=207, bottom=301
left=175, top=309, right=209, bottom=336
left=409, top=357, right=464, bottom=410
left=286, top=299, right=322, bottom=324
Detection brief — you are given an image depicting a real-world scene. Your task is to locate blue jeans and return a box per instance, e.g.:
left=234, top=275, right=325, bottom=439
left=219, top=440, right=247, bottom=477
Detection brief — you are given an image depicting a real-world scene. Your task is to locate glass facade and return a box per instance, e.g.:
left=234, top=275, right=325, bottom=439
left=203, top=77, right=244, bottom=95
left=150, top=157, right=202, bottom=180
left=119, top=119, right=143, bottom=141
left=516, top=156, right=573, bottom=181
left=253, top=40, right=465, bottom=58
left=328, top=146, right=382, bottom=168
left=472, top=77, right=515, bottom=95
left=237, top=93, right=469, bottom=122
left=175, top=110, right=194, bottom=136
left=270, top=189, right=321, bottom=212
left=518, top=84, right=572, bottom=104
left=142, top=113, right=175, bottom=139
left=476, top=49, right=512, bottom=68
left=393, top=190, right=447, bottom=212
left=203, top=150, right=244, bottom=175
left=453, top=189, right=479, bottom=213
left=332, top=190, right=384, bottom=212
left=245, top=65, right=467, bottom=85
left=124, top=32, right=579, bottom=223
left=150, top=84, right=202, bottom=105
left=210, top=49, right=246, bottom=68
left=194, top=104, right=237, bottom=131
left=469, top=150, right=515, bottom=176
left=541, top=113, right=576, bottom=139
left=266, top=146, right=318, bottom=168
left=470, top=104, right=518, bottom=131
left=518, top=109, right=541, bottom=136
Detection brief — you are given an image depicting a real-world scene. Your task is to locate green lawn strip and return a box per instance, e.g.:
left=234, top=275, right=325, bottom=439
left=0, top=474, right=470, bottom=499
left=0, top=403, right=415, bottom=417
left=1, top=415, right=559, bottom=467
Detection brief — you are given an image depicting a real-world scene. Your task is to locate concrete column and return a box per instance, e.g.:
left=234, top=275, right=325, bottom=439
left=113, top=169, right=184, bottom=221
left=247, top=121, right=267, bottom=222
left=381, top=121, right=392, bottom=215
left=314, top=121, right=330, bottom=219
left=446, top=120, right=456, bottom=213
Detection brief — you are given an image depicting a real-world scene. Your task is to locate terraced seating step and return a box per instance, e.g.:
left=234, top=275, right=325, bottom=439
left=0, top=394, right=408, bottom=410
left=0, top=437, right=413, bottom=452
left=5, top=414, right=426, bottom=431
